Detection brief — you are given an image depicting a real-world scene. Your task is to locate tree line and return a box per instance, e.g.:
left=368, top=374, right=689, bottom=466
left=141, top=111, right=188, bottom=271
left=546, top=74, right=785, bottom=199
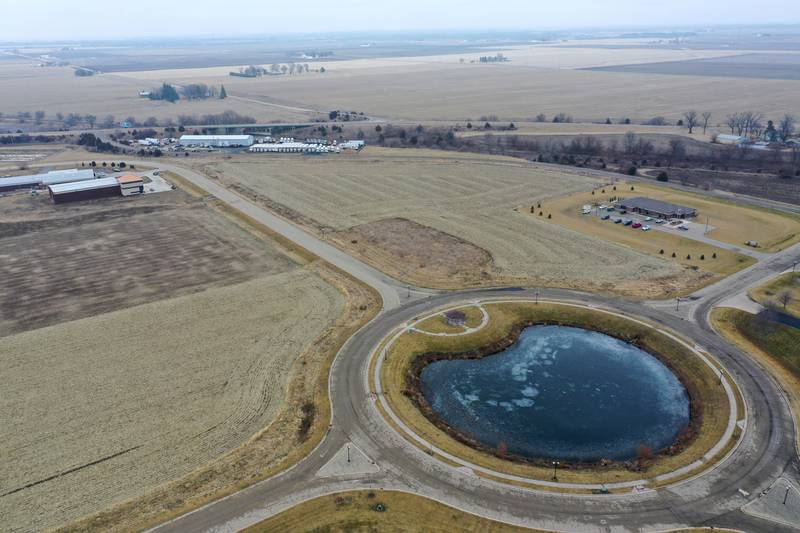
left=147, top=83, right=228, bottom=103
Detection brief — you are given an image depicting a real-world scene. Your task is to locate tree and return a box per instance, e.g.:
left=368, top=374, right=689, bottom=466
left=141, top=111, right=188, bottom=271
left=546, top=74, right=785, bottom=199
left=779, top=114, right=795, bottom=142
left=701, top=112, right=712, bottom=134
left=684, top=110, right=699, bottom=134
left=375, top=124, right=382, bottom=133
left=101, top=114, right=115, bottom=128
left=219, top=84, right=227, bottom=99
left=34, top=111, right=45, bottom=125
left=667, top=138, right=686, bottom=167
left=85, top=114, right=97, bottom=128
left=764, top=120, right=778, bottom=142
left=725, top=113, right=739, bottom=134
left=319, top=66, right=326, bottom=74
left=778, top=290, right=793, bottom=310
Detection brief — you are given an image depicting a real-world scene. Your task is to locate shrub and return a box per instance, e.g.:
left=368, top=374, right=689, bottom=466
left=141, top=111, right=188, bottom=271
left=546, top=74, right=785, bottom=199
left=627, top=166, right=638, bottom=176
left=657, top=171, right=669, bottom=182
left=672, top=252, right=677, bottom=258
left=659, top=249, right=664, bottom=254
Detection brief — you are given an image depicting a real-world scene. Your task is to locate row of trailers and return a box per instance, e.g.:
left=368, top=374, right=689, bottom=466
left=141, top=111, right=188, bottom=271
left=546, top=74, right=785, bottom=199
left=0, top=168, right=145, bottom=203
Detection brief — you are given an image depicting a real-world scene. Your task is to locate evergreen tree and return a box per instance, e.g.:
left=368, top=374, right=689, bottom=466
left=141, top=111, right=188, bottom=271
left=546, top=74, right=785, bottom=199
left=219, top=85, right=228, bottom=99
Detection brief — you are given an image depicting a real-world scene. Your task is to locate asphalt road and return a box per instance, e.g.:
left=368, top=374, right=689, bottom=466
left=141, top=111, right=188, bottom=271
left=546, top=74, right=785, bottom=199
left=138, top=161, right=800, bottom=533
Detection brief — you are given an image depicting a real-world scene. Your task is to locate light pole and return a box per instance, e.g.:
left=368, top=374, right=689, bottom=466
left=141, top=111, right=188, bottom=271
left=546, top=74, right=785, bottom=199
left=535, top=289, right=540, bottom=305
left=784, top=484, right=791, bottom=505
left=793, top=261, right=798, bottom=273
left=675, top=297, right=681, bottom=312
left=347, top=444, right=351, bottom=464
left=552, top=461, right=560, bottom=481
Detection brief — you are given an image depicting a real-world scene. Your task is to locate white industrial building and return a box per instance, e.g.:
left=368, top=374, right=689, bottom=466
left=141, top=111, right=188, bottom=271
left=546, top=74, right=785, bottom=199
left=0, top=168, right=97, bottom=192
left=179, top=135, right=254, bottom=148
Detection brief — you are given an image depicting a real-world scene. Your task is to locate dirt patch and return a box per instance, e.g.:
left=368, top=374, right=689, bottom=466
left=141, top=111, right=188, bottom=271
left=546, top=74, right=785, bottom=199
left=331, top=218, right=493, bottom=284
left=0, top=191, right=295, bottom=336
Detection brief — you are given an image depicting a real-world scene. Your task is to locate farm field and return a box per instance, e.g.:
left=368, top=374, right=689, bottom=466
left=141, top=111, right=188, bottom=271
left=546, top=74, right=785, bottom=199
left=0, top=190, right=295, bottom=335
left=197, top=149, right=699, bottom=297
left=2, top=42, right=800, bottom=127
left=0, top=188, right=347, bottom=531
left=587, top=52, right=800, bottom=81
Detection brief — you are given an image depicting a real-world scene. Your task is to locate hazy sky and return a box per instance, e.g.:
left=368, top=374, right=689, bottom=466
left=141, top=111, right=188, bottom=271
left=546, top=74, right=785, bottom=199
left=1, top=0, right=797, bottom=42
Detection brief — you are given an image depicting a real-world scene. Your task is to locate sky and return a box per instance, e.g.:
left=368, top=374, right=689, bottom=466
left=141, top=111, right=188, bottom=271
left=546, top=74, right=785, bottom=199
left=1, top=0, right=798, bottom=42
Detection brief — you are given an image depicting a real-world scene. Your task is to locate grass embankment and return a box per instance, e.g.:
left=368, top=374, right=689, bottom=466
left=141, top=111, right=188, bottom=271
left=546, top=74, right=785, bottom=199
left=244, top=490, right=740, bottom=533
left=414, top=305, right=485, bottom=334
left=538, top=186, right=757, bottom=281
left=713, top=308, right=800, bottom=440
left=749, top=272, right=800, bottom=318
left=380, top=302, right=731, bottom=486
left=59, top=173, right=382, bottom=533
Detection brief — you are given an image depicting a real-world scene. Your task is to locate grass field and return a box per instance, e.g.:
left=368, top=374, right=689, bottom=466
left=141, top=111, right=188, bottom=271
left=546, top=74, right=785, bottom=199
left=379, top=302, right=731, bottom=486
left=535, top=186, right=764, bottom=286
left=541, top=182, right=800, bottom=256
left=749, top=272, right=800, bottom=317
left=712, top=308, right=800, bottom=449
left=245, top=490, right=740, bottom=533
left=0, top=187, right=348, bottom=532
left=197, top=149, right=698, bottom=297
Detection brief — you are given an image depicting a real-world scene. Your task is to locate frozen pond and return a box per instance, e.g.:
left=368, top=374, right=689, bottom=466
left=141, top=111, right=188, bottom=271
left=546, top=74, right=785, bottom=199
left=421, top=325, right=690, bottom=461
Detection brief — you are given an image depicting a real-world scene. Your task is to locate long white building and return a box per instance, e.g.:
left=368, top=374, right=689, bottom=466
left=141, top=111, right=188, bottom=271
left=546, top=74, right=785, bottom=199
left=179, top=135, right=254, bottom=148
left=0, top=168, right=97, bottom=192
left=250, top=142, right=339, bottom=154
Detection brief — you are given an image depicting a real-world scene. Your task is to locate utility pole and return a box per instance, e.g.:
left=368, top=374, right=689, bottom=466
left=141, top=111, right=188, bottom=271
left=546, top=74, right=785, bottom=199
left=675, top=297, right=681, bottom=312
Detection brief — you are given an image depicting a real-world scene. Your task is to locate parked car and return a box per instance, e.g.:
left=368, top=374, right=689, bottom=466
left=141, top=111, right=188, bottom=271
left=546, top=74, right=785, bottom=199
left=607, top=207, right=616, bottom=212
left=644, top=217, right=652, bottom=221
left=619, top=209, right=628, bottom=214
left=632, top=222, right=642, bottom=229
left=641, top=225, right=651, bottom=231
left=678, top=225, right=690, bottom=231
left=614, top=218, right=623, bottom=224
left=623, top=219, right=633, bottom=226
left=601, top=214, right=610, bottom=220
left=655, top=218, right=665, bottom=224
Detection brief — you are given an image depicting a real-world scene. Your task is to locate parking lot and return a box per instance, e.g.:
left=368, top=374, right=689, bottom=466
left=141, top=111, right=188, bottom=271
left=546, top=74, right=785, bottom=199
left=584, top=204, right=768, bottom=260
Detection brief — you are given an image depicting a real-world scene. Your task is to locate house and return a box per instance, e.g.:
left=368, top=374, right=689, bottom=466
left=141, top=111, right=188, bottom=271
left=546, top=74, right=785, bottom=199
left=117, top=175, right=145, bottom=196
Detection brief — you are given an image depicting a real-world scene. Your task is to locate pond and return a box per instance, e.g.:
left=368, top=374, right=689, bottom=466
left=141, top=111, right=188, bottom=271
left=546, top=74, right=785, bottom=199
left=420, top=325, right=690, bottom=462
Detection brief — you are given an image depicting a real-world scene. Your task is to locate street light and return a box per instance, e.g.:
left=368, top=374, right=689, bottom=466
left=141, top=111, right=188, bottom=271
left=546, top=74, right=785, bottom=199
left=535, top=289, right=540, bottom=305
left=552, top=461, right=560, bottom=481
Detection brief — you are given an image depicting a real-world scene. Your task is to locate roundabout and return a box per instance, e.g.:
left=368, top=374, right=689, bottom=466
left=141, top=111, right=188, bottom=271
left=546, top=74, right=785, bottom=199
left=371, top=299, right=743, bottom=492
left=141, top=162, right=799, bottom=533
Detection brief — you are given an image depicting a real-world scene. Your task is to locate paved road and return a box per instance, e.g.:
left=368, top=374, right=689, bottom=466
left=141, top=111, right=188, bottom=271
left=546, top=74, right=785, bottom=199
left=139, top=162, right=799, bottom=532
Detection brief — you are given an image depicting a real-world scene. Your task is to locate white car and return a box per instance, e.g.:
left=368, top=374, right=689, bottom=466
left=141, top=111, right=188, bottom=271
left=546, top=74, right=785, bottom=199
left=641, top=225, right=651, bottom=232
left=655, top=218, right=665, bottom=224
left=645, top=216, right=652, bottom=221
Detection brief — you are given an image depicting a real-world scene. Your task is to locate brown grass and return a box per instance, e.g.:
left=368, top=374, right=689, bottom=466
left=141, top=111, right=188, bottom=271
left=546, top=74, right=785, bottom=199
left=748, top=272, right=800, bottom=317
left=197, top=150, right=694, bottom=298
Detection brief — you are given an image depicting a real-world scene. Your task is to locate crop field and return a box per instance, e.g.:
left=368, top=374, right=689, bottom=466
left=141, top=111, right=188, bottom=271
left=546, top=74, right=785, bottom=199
left=587, top=52, right=800, bottom=81
left=0, top=189, right=346, bottom=531
left=2, top=43, right=798, bottom=126
left=0, top=191, right=296, bottom=335
left=0, top=270, right=344, bottom=532
left=198, top=149, right=699, bottom=297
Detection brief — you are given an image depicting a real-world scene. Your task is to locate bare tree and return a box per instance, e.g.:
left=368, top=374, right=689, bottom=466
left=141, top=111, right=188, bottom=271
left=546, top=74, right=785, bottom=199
left=34, top=110, right=45, bottom=125
left=778, top=290, right=793, bottom=310
left=668, top=138, right=686, bottom=167
left=779, top=114, right=796, bottom=142
left=725, top=113, right=739, bottom=134
left=684, top=110, right=699, bottom=134
left=701, top=112, right=712, bottom=134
